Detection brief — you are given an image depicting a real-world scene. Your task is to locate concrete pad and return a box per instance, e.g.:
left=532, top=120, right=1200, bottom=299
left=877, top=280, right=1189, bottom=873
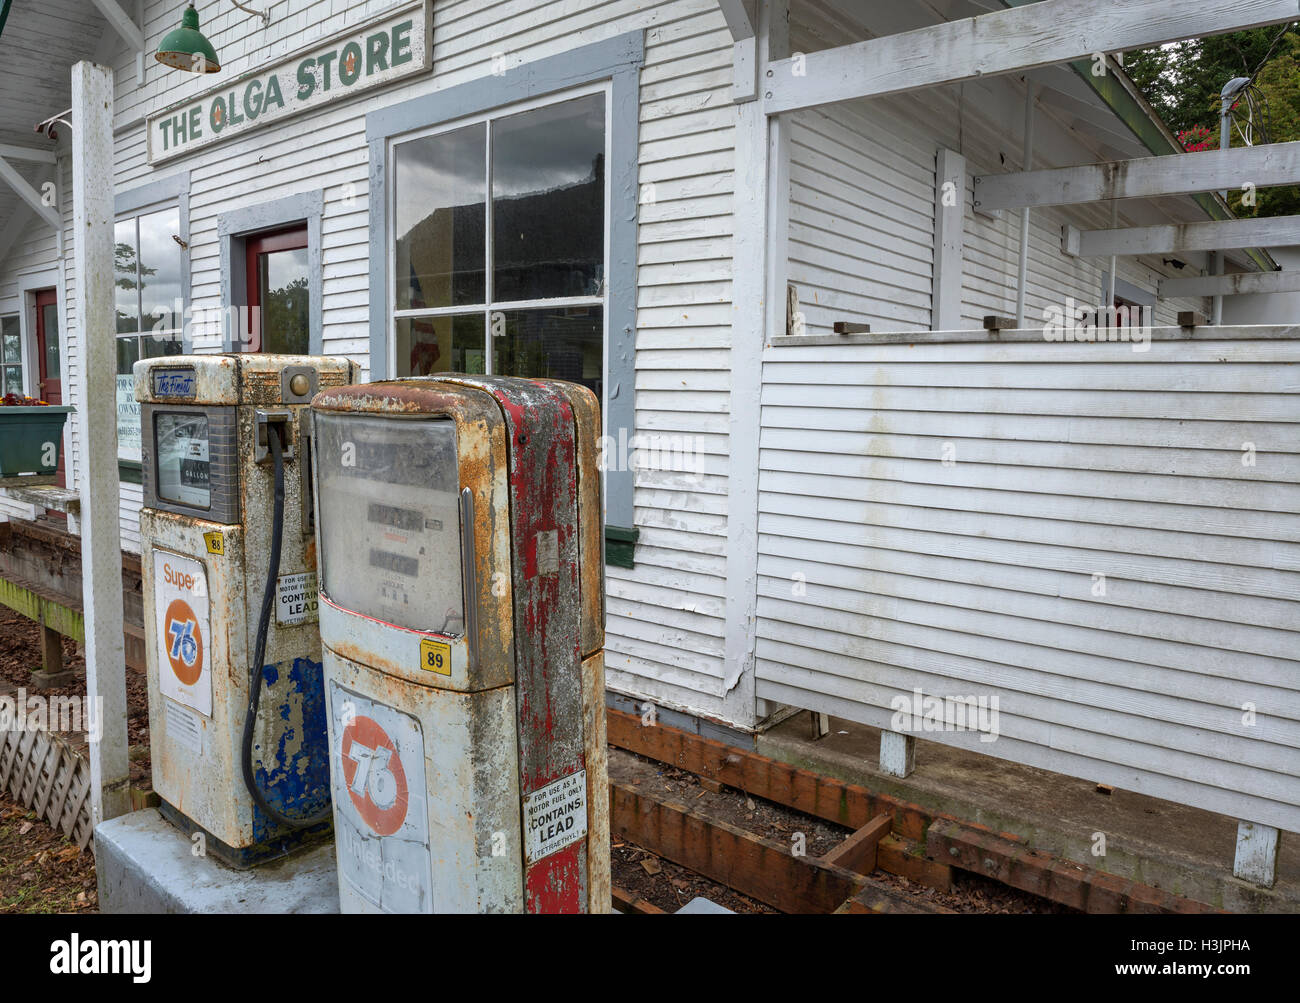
left=759, top=713, right=1299, bottom=914
left=95, top=809, right=339, bottom=913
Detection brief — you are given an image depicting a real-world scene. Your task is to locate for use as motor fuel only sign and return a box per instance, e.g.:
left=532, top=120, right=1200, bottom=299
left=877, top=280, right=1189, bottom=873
left=522, top=769, right=588, bottom=863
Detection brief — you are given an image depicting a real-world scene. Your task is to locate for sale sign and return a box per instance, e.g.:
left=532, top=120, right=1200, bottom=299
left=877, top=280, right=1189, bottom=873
left=153, top=551, right=212, bottom=717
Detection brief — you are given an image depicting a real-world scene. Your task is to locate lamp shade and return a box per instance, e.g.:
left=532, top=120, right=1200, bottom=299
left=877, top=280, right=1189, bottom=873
left=155, top=4, right=220, bottom=73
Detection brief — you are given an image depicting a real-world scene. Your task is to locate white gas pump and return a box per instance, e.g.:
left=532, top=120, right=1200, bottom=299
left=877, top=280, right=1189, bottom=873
left=310, top=375, right=608, bottom=913
left=135, top=354, right=358, bottom=867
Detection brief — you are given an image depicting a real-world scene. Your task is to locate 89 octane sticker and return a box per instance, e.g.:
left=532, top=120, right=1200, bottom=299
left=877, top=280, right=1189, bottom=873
left=522, top=769, right=588, bottom=862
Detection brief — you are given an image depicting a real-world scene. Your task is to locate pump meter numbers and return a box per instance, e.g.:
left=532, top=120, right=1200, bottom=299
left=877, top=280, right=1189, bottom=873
left=419, top=639, right=451, bottom=676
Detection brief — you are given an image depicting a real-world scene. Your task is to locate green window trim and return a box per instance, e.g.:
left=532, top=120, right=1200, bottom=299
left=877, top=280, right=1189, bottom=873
left=605, top=524, right=637, bottom=569
left=119, top=459, right=143, bottom=485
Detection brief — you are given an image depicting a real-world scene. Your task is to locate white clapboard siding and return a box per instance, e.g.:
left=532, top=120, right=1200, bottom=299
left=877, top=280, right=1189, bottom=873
left=755, top=335, right=1300, bottom=833
left=786, top=99, right=936, bottom=335
left=99, top=0, right=739, bottom=716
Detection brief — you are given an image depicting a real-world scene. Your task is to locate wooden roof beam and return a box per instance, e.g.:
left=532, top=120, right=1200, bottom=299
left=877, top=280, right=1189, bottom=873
left=89, top=0, right=144, bottom=53
left=0, top=157, right=60, bottom=231
left=1064, top=214, right=1300, bottom=256
left=764, top=0, right=1300, bottom=114
left=1159, top=269, right=1300, bottom=298
left=976, top=140, right=1300, bottom=210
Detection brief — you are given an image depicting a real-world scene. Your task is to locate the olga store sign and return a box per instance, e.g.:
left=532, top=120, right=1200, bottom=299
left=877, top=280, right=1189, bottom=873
left=146, top=1, right=430, bottom=164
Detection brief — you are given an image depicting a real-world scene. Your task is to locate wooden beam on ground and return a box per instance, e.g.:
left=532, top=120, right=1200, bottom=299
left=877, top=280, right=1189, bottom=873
left=610, top=710, right=1223, bottom=913
left=821, top=812, right=893, bottom=875
left=1064, top=215, right=1300, bottom=257
left=607, top=709, right=932, bottom=840
left=835, top=884, right=957, bottom=914
left=610, top=781, right=869, bottom=913
left=975, top=141, right=1300, bottom=211
left=925, top=819, right=1220, bottom=914
left=611, top=886, right=667, bottom=914
left=1159, top=268, right=1300, bottom=298
left=763, top=0, right=1300, bottom=114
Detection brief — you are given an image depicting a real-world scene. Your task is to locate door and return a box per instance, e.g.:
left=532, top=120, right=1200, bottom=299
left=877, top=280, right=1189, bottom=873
left=246, top=226, right=309, bottom=354
left=34, top=288, right=65, bottom=487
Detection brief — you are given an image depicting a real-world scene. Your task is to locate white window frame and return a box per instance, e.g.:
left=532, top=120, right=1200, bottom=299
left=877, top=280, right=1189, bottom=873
left=114, top=200, right=186, bottom=360
left=385, top=80, right=612, bottom=403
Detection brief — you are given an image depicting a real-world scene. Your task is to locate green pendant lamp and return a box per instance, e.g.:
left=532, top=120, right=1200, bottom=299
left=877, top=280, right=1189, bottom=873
left=155, top=4, right=221, bottom=73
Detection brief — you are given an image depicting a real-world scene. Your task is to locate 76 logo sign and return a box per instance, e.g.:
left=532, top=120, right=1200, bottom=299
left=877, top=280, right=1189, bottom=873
left=339, top=715, right=410, bottom=837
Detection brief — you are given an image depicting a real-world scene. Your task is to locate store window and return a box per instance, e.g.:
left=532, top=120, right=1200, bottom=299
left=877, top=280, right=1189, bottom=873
left=115, top=205, right=184, bottom=462
left=1, top=315, right=21, bottom=397
left=390, top=90, right=606, bottom=395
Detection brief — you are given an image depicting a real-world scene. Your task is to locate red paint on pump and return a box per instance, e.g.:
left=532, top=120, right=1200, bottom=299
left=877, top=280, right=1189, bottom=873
left=526, top=842, right=583, bottom=914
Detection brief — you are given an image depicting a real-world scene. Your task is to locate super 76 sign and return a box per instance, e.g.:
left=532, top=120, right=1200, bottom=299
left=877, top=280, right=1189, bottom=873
left=146, top=1, right=430, bottom=164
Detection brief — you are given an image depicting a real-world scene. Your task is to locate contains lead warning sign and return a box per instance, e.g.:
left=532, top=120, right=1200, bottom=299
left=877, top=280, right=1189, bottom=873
left=276, top=571, right=319, bottom=626
left=522, top=769, right=588, bottom=862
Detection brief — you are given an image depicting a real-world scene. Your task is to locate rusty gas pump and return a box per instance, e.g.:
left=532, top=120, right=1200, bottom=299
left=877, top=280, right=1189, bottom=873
left=135, top=354, right=358, bottom=866
left=310, top=375, right=608, bottom=913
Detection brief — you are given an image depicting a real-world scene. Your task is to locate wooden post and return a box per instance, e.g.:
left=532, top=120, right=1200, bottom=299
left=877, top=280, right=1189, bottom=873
left=71, top=60, right=131, bottom=826
left=932, top=148, right=966, bottom=330
left=1014, top=83, right=1034, bottom=328
left=1233, top=821, right=1279, bottom=888
left=879, top=730, right=915, bottom=778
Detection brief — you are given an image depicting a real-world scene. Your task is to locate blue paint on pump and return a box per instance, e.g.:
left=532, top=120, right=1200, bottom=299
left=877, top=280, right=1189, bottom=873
left=250, top=656, right=332, bottom=843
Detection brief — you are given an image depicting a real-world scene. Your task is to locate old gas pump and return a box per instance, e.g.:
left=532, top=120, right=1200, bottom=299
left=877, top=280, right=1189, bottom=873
left=310, top=375, right=608, bottom=913
left=135, top=354, right=358, bottom=866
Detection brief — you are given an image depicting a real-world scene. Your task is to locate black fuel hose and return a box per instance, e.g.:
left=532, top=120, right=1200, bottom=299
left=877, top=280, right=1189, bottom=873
left=241, top=422, right=331, bottom=830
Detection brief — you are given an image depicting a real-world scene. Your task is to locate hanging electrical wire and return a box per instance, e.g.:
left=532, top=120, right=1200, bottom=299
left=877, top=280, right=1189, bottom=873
left=1225, top=21, right=1296, bottom=146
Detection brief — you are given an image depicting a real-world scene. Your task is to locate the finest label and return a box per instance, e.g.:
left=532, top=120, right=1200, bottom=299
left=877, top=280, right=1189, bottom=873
left=203, top=531, right=224, bottom=556
left=153, top=551, right=211, bottom=717
left=146, top=2, right=430, bottom=163
left=330, top=682, right=432, bottom=913
left=418, top=637, right=450, bottom=676
left=151, top=368, right=196, bottom=398
left=276, top=571, right=319, bottom=626
left=164, top=698, right=203, bottom=756
left=522, top=769, right=588, bottom=863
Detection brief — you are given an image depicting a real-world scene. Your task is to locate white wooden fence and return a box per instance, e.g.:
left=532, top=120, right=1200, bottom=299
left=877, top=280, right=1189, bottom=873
left=754, top=326, right=1300, bottom=834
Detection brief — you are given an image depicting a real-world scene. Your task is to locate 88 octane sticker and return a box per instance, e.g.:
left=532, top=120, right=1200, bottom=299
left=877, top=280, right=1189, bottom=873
left=330, top=682, right=432, bottom=913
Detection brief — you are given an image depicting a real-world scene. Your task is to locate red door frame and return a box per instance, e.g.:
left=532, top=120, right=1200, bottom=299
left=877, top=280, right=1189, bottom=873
left=246, top=226, right=308, bottom=353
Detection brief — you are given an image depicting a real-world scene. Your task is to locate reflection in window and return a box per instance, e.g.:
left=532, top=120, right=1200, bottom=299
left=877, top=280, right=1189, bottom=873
left=492, top=307, right=602, bottom=398
left=390, top=92, right=607, bottom=394
left=1, top=315, right=21, bottom=396
left=394, top=123, right=486, bottom=310
left=259, top=246, right=309, bottom=355
left=115, top=205, right=184, bottom=462
left=492, top=93, right=604, bottom=303
left=396, top=314, right=486, bottom=376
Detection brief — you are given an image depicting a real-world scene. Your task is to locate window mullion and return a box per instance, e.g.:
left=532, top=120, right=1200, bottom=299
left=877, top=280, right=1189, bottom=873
left=484, top=120, right=494, bottom=376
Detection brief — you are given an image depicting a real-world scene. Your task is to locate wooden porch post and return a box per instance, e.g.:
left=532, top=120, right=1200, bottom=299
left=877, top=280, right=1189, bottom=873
left=71, top=60, right=131, bottom=826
